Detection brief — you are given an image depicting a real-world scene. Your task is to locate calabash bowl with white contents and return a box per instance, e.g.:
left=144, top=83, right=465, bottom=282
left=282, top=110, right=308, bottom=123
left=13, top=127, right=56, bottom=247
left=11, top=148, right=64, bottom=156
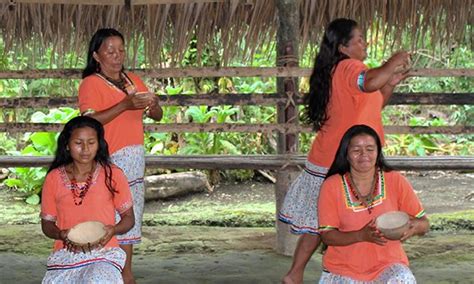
left=67, top=221, right=106, bottom=249
left=375, top=211, right=410, bottom=240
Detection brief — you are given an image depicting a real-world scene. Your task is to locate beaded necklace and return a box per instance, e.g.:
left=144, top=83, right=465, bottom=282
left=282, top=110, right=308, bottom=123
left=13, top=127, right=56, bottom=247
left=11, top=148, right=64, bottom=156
left=69, top=166, right=94, bottom=206
left=98, top=72, right=136, bottom=95
left=346, top=170, right=379, bottom=214
left=99, top=72, right=127, bottom=92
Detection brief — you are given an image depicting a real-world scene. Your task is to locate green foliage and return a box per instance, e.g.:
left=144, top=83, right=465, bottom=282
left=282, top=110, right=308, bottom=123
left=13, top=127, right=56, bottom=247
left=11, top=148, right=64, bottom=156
left=0, top=32, right=472, bottom=192
left=180, top=106, right=241, bottom=155
left=366, top=40, right=474, bottom=156
left=3, top=108, right=78, bottom=204
left=0, top=134, right=16, bottom=155
left=3, top=167, right=46, bottom=204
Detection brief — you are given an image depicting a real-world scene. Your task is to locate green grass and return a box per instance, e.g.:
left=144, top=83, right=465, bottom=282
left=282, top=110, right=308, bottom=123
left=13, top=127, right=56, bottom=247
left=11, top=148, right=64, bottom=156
left=1, top=188, right=473, bottom=231
left=0, top=190, right=40, bottom=225
left=428, top=210, right=474, bottom=231
left=144, top=201, right=275, bottom=227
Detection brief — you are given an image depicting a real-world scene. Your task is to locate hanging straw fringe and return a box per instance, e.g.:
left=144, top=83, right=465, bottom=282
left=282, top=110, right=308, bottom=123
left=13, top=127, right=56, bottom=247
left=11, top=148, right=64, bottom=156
left=0, top=0, right=471, bottom=67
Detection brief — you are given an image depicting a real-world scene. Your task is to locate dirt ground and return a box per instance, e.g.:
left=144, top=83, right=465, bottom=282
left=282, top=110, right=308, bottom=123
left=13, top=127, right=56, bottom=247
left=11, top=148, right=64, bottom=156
left=146, top=171, right=474, bottom=215
left=0, top=171, right=473, bottom=283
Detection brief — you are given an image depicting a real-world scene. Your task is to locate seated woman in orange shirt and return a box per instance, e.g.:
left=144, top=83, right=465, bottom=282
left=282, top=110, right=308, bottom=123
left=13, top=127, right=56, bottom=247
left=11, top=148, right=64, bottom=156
left=40, top=116, right=135, bottom=283
left=318, top=125, right=429, bottom=283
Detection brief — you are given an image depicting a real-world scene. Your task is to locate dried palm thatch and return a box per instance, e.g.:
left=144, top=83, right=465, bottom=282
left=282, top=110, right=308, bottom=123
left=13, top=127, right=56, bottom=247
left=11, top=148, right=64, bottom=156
left=0, top=0, right=472, bottom=67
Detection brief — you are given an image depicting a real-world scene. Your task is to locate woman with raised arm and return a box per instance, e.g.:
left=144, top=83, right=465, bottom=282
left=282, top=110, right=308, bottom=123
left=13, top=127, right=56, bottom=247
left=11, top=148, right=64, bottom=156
left=279, top=18, right=411, bottom=283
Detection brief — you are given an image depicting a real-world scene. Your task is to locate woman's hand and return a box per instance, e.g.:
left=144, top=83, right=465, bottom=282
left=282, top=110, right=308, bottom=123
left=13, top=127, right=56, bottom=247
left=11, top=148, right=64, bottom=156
left=386, top=51, right=411, bottom=73
left=60, top=229, right=83, bottom=253
left=358, top=219, right=387, bottom=246
left=123, top=92, right=155, bottom=110
left=400, top=216, right=430, bottom=242
left=364, top=50, right=410, bottom=94
left=145, top=95, right=163, bottom=121
left=99, top=225, right=116, bottom=247
left=59, top=229, right=72, bottom=249
left=387, top=70, right=410, bottom=87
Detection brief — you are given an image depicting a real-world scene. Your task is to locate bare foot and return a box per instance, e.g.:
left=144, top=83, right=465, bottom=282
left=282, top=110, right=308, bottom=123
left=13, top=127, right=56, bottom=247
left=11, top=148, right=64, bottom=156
left=282, top=274, right=301, bottom=284
left=122, top=274, right=136, bottom=284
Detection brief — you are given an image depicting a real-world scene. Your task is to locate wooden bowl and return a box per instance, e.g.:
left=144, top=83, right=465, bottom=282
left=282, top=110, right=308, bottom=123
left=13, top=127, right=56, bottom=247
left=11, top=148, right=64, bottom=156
left=67, top=221, right=106, bottom=249
left=376, top=211, right=409, bottom=240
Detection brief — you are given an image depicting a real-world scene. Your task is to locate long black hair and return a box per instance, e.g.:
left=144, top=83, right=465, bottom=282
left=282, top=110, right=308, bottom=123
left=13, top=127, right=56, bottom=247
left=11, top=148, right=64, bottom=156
left=304, top=18, right=358, bottom=130
left=326, top=124, right=392, bottom=178
left=82, top=28, right=125, bottom=79
left=49, top=116, right=117, bottom=195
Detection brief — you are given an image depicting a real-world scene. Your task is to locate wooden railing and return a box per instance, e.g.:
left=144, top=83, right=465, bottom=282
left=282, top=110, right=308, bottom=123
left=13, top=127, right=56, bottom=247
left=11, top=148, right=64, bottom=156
left=1, top=67, right=473, bottom=79
left=0, top=155, right=473, bottom=171
left=0, top=67, right=473, bottom=170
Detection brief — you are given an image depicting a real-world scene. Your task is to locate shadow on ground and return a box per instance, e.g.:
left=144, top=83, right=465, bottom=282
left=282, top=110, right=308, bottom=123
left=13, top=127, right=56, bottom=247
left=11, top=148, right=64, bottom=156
left=0, top=171, right=473, bottom=283
left=0, top=224, right=473, bottom=283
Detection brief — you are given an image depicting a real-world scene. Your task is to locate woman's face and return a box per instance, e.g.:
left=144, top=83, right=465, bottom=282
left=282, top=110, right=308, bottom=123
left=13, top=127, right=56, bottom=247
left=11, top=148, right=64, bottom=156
left=347, top=133, right=378, bottom=173
left=68, top=127, right=99, bottom=165
left=339, top=27, right=367, bottom=61
left=93, top=36, right=125, bottom=77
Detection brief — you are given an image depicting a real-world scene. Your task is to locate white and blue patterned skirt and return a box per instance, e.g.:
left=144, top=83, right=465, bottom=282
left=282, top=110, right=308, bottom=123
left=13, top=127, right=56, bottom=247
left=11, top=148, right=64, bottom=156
left=42, top=247, right=126, bottom=284
left=111, top=145, right=146, bottom=245
left=319, top=263, right=416, bottom=283
left=278, top=160, right=328, bottom=235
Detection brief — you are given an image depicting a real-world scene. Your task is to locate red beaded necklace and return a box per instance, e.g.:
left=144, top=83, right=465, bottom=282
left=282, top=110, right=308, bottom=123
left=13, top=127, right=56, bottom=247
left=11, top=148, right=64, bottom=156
left=346, top=170, right=379, bottom=214
left=69, top=166, right=94, bottom=206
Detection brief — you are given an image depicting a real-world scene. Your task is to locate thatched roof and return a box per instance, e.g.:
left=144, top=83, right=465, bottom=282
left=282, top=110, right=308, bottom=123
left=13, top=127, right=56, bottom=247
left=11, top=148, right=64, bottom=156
left=0, top=0, right=472, bottom=67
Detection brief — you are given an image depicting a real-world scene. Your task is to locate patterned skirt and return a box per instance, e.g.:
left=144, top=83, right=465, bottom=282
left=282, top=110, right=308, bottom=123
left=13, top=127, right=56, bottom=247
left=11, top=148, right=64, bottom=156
left=42, top=247, right=126, bottom=284
left=278, top=160, right=328, bottom=235
left=319, top=263, right=416, bottom=283
left=111, top=145, right=145, bottom=245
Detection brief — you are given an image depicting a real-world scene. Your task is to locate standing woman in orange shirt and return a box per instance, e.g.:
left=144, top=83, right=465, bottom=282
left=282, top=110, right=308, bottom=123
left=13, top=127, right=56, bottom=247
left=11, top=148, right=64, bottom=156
left=78, top=28, right=163, bottom=284
left=279, top=18, right=411, bottom=283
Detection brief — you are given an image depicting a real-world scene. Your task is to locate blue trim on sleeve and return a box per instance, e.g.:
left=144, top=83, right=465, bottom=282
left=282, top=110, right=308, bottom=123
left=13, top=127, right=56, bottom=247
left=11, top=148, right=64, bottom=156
left=357, top=71, right=367, bottom=92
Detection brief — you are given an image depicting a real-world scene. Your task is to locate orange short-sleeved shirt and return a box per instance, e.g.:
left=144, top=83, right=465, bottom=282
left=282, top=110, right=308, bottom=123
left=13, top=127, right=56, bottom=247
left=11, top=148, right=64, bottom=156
left=78, top=72, right=148, bottom=154
left=308, top=59, right=384, bottom=168
left=318, top=171, right=426, bottom=281
left=40, top=165, right=133, bottom=251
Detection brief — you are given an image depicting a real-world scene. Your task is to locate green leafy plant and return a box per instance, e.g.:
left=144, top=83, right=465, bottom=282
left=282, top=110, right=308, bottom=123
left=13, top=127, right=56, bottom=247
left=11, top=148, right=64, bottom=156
left=180, top=106, right=241, bottom=155
left=4, top=108, right=78, bottom=204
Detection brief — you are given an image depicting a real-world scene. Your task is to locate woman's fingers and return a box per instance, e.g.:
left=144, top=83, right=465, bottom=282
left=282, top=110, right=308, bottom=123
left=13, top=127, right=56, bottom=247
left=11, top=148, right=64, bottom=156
left=99, top=225, right=115, bottom=246
left=130, top=93, right=155, bottom=109
left=389, top=51, right=411, bottom=71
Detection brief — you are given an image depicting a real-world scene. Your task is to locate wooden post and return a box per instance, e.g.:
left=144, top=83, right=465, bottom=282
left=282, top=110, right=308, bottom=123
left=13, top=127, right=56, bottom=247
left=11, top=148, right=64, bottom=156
left=275, top=0, right=300, bottom=256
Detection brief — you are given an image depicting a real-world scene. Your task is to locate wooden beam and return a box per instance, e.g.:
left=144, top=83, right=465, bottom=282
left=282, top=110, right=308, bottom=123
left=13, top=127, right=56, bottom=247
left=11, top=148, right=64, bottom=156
left=0, top=123, right=472, bottom=134
left=0, top=0, right=225, bottom=5
left=387, top=93, right=474, bottom=105
left=275, top=0, right=301, bottom=255
left=409, top=68, right=474, bottom=77
left=1, top=93, right=472, bottom=109
left=383, top=125, right=474, bottom=135
left=134, top=0, right=225, bottom=4
left=1, top=0, right=123, bottom=4
left=0, top=154, right=472, bottom=170
left=0, top=68, right=472, bottom=79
